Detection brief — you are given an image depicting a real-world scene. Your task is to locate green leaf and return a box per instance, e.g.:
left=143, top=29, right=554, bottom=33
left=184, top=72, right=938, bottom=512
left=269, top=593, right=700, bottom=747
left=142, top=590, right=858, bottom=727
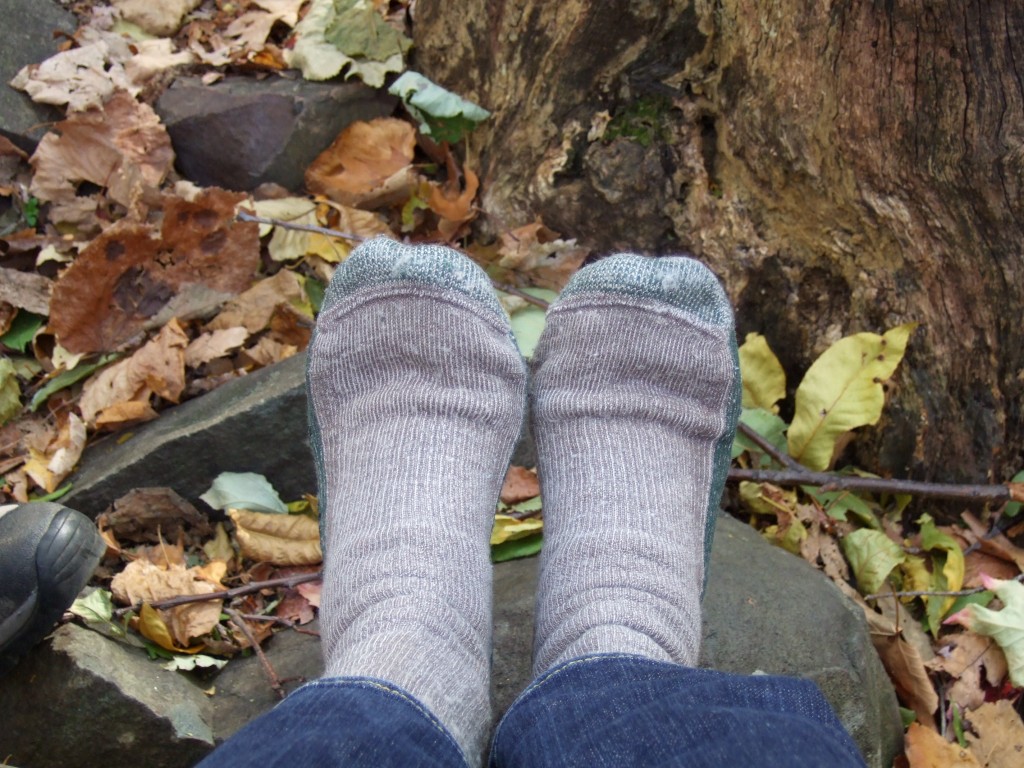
left=787, top=323, right=917, bottom=470
left=491, top=533, right=542, bottom=563
left=1004, top=470, right=1024, bottom=517
left=0, top=357, right=21, bottom=426
left=29, top=353, right=119, bottom=412
left=501, top=288, right=557, bottom=359
left=162, top=653, right=229, bottom=672
left=23, top=197, right=39, bottom=227
left=306, top=278, right=326, bottom=314
left=841, top=528, right=906, bottom=595
left=918, top=513, right=965, bottom=631
left=30, top=483, right=72, bottom=502
left=951, top=703, right=966, bottom=747
left=70, top=589, right=114, bottom=623
left=325, top=0, right=411, bottom=62
left=737, top=332, right=786, bottom=413
left=0, top=311, right=45, bottom=352
left=803, top=485, right=879, bottom=527
left=946, top=589, right=993, bottom=617
left=731, top=407, right=788, bottom=464
left=388, top=71, right=492, bottom=144
left=200, top=472, right=288, bottom=514
left=946, top=576, right=1024, bottom=687
left=899, top=707, right=917, bottom=728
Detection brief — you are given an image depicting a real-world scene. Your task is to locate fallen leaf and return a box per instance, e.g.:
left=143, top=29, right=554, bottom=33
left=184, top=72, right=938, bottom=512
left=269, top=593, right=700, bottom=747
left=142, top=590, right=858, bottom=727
left=241, top=336, right=298, bottom=367
left=388, top=71, right=491, bottom=144
left=306, top=118, right=417, bottom=209
left=919, top=513, right=966, bottom=630
left=497, top=221, right=588, bottom=291
left=113, top=560, right=223, bottom=647
left=22, top=413, right=87, bottom=493
left=841, top=527, right=906, bottom=595
left=295, top=579, right=322, bottom=608
left=0, top=358, right=20, bottom=426
left=427, top=167, right=479, bottom=240
left=787, top=323, right=918, bottom=470
left=201, top=471, right=289, bottom=514
left=228, top=508, right=322, bottom=565
left=961, top=512, right=1024, bottom=573
left=11, top=41, right=133, bottom=113
left=79, top=319, right=189, bottom=427
left=964, top=700, right=1024, bottom=768
left=99, top=487, right=212, bottom=545
left=138, top=602, right=205, bottom=653
left=50, top=189, right=259, bottom=354
left=867, top=613, right=940, bottom=727
left=738, top=332, right=786, bottom=413
left=93, top=401, right=160, bottom=431
left=30, top=92, right=174, bottom=224
left=904, top=722, right=981, bottom=767
left=185, top=327, right=249, bottom=368
left=946, top=575, right=1024, bottom=687
left=0, top=267, right=52, bottom=315
left=927, top=632, right=1008, bottom=710
left=491, top=514, right=544, bottom=546
left=112, top=0, right=202, bottom=36
left=274, top=588, right=315, bottom=625
left=500, top=465, right=540, bottom=505
left=207, top=269, right=309, bottom=335
left=202, top=523, right=236, bottom=564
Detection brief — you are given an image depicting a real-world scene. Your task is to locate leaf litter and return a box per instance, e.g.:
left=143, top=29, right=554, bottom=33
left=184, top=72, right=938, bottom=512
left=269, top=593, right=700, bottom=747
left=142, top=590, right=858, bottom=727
left=3, top=3, right=1023, bottom=759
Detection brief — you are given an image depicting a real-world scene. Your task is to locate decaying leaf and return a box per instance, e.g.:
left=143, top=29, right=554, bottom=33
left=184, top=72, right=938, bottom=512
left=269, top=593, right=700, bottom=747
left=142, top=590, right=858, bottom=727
left=185, top=327, right=249, bottom=368
left=964, top=700, right=1024, bottom=768
left=927, top=631, right=1008, bottom=710
left=500, top=465, right=540, bottom=505
left=0, top=267, right=52, bottom=315
left=11, top=41, right=133, bottom=113
left=738, top=332, right=786, bottom=413
left=112, top=0, right=202, bottom=36
left=0, top=358, right=20, bottom=426
left=904, top=722, right=981, bottom=767
left=865, top=604, right=940, bottom=726
left=79, top=319, right=188, bottom=427
left=305, top=118, right=417, bottom=209
left=388, top=71, right=491, bottom=144
left=918, top=513, right=966, bottom=631
left=50, top=190, right=259, bottom=354
left=207, top=269, right=310, bottom=335
left=99, top=487, right=212, bottom=545
left=946, top=575, right=1024, bottom=687
left=497, top=222, right=588, bottom=291
left=228, top=508, right=322, bottom=565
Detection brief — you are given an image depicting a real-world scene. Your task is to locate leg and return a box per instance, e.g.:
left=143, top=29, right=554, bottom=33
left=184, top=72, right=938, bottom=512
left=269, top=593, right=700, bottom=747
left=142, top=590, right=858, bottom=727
left=494, top=253, right=863, bottom=766
left=204, top=238, right=527, bottom=766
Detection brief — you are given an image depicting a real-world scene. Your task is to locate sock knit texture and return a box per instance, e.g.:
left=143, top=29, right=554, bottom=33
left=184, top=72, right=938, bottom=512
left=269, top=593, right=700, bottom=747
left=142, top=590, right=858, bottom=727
left=530, top=253, right=741, bottom=676
left=306, top=237, right=527, bottom=765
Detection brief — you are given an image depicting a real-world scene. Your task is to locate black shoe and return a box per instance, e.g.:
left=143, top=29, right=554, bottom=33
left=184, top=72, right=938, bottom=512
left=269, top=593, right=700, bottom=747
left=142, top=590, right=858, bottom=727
left=0, top=502, right=106, bottom=674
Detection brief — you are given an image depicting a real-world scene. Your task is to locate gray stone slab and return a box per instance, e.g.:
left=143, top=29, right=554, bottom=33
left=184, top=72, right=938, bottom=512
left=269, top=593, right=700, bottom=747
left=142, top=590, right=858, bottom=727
left=1, top=0, right=77, bottom=151
left=156, top=76, right=397, bottom=191
left=0, top=623, right=214, bottom=768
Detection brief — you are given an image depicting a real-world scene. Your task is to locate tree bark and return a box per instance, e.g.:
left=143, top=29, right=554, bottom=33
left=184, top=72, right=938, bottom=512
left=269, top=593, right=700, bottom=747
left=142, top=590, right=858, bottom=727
left=413, top=0, right=1024, bottom=486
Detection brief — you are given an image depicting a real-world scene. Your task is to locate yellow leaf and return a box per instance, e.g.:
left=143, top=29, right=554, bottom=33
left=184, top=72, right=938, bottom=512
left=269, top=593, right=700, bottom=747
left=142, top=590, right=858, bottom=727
left=787, top=323, right=917, bottom=470
left=202, top=522, right=235, bottom=564
left=964, top=700, right=1024, bottom=768
left=228, top=508, right=322, bottom=565
left=138, top=603, right=204, bottom=654
left=490, top=514, right=543, bottom=546
left=738, top=332, right=786, bottom=413
left=904, top=722, right=981, bottom=766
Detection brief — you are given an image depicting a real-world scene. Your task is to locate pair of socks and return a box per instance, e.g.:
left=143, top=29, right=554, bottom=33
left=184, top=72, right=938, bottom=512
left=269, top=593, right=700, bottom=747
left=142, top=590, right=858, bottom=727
left=306, top=238, right=741, bottom=764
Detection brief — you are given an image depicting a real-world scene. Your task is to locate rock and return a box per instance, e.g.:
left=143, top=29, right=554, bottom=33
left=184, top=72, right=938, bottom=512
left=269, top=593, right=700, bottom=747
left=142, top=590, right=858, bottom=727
left=156, top=76, right=396, bottom=192
left=0, top=0, right=77, bottom=151
left=0, top=623, right=214, bottom=768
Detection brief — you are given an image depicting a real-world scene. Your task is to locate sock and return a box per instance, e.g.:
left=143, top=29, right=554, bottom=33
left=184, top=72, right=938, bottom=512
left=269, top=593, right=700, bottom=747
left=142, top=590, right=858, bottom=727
left=529, top=253, right=741, bottom=676
left=306, top=237, right=527, bottom=764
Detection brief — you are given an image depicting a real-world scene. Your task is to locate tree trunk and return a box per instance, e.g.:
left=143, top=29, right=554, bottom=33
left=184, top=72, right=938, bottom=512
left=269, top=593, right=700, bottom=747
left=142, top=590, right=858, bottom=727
left=413, top=0, right=1024, bottom=486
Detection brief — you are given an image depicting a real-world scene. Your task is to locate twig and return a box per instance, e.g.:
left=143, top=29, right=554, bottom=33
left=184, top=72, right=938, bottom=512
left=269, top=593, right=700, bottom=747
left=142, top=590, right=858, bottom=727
left=236, top=210, right=365, bottom=242
left=112, top=572, right=323, bottom=617
left=737, top=422, right=799, bottom=469
left=728, top=467, right=1021, bottom=505
left=225, top=607, right=285, bottom=699
left=238, top=613, right=321, bottom=637
left=863, top=573, right=1024, bottom=601
left=492, top=282, right=551, bottom=309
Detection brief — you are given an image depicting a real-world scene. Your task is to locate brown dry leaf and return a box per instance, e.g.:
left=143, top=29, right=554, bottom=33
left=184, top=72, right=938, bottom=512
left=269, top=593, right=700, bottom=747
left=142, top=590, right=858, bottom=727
left=203, top=523, right=236, bottom=566
left=207, top=269, right=308, bottom=334
left=428, top=167, right=480, bottom=241
left=274, top=589, right=315, bottom=625
left=0, top=267, right=52, bottom=315
left=268, top=303, right=313, bottom=350
left=964, top=549, right=1021, bottom=588
left=500, top=465, right=540, bottom=505
left=961, top=512, right=1024, bottom=572
left=228, top=508, right=322, bottom=566
left=295, top=579, right=322, bottom=608
left=865, top=603, right=940, bottom=726
left=22, top=413, right=87, bottom=493
left=185, top=327, right=249, bottom=368
left=223, top=0, right=305, bottom=54
left=93, top=401, right=160, bottom=431
left=112, top=0, right=202, bottom=36
left=305, top=118, right=417, bottom=209
left=241, top=337, right=298, bottom=367
left=30, top=92, right=174, bottom=223
left=926, top=632, right=1008, bottom=710
left=111, top=559, right=223, bottom=647
left=11, top=43, right=132, bottom=113
left=965, top=700, right=1024, bottom=768
left=99, top=487, right=212, bottom=545
left=50, top=189, right=258, bottom=354
left=905, top=722, right=981, bottom=767
left=79, top=319, right=188, bottom=427
left=497, top=221, right=589, bottom=290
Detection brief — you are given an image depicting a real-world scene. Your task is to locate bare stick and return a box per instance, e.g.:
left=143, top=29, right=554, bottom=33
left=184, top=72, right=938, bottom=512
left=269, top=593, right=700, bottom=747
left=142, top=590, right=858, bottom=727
left=225, top=607, right=285, bottom=699
left=863, top=573, right=1024, bottom=601
left=236, top=210, right=365, bottom=242
left=238, top=613, right=321, bottom=637
left=492, top=282, right=551, bottom=309
left=113, top=572, right=323, bottom=617
left=728, top=467, right=1022, bottom=505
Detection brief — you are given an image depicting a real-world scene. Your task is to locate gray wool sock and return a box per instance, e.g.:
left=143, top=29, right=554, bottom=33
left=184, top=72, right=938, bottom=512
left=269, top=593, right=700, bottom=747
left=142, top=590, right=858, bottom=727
left=530, top=253, right=741, bottom=676
left=306, top=237, right=527, bottom=764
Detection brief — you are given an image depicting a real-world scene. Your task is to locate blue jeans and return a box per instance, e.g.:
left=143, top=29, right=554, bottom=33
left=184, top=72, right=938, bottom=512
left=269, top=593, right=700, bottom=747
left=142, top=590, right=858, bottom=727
left=200, top=654, right=866, bottom=767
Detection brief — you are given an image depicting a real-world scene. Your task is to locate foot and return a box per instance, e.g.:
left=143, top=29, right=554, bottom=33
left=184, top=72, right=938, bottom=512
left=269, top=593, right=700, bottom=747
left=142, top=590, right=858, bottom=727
left=306, top=237, right=527, bottom=764
left=529, top=253, right=741, bottom=675
left=0, top=502, right=106, bottom=674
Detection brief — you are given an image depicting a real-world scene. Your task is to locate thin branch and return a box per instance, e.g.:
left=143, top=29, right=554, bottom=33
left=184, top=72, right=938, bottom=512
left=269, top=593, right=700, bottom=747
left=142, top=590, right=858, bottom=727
left=737, top=422, right=799, bottom=469
left=238, top=613, right=321, bottom=637
left=492, top=282, right=551, bottom=309
left=113, top=572, right=323, bottom=617
left=863, top=573, right=1024, bottom=601
left=236, top=210, right=365, bottom=242
left=225, top=607, right=285, bottom=699
left=728, top=467, right=1020, bottom=504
